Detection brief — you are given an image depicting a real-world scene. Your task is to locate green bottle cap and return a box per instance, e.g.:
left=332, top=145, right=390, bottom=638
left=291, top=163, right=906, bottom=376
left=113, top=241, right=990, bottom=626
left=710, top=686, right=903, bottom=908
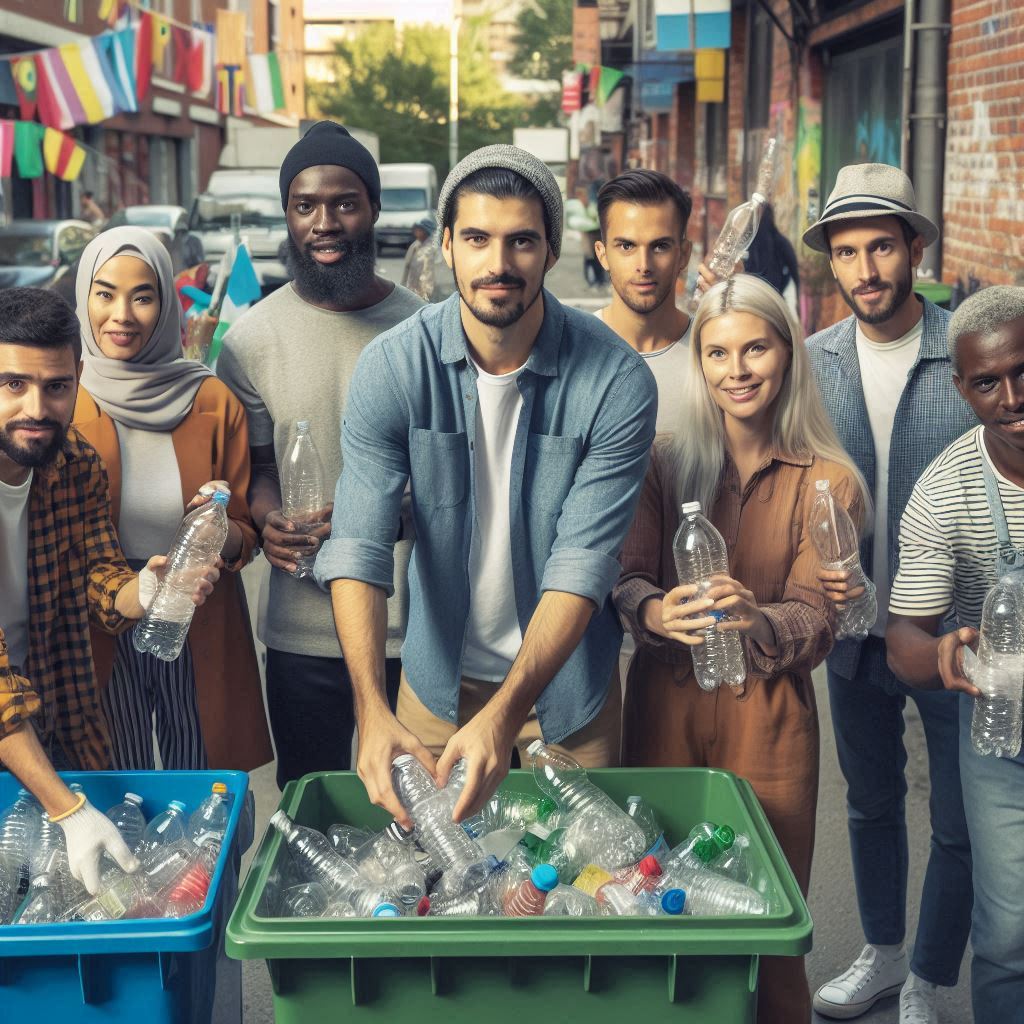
left=537, top=797, right=557, bottom=822
left=713, top=825, right=735, bottom=852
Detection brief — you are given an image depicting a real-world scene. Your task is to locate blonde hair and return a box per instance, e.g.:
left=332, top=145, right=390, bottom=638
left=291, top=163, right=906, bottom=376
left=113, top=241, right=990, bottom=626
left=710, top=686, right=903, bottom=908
left=672, top=274, right=872, bottom=521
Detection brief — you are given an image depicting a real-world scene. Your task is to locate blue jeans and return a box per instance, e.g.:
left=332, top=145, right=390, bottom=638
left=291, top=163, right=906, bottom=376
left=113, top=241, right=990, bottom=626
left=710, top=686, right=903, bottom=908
left=827, top=637, right=972, bottom=986
left=958, top=693, right=1024, bottom=1018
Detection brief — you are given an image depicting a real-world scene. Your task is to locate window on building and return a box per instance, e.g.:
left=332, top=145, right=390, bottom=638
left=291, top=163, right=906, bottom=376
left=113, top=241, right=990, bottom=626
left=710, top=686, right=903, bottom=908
left=822, top=33, right=902, bottom=194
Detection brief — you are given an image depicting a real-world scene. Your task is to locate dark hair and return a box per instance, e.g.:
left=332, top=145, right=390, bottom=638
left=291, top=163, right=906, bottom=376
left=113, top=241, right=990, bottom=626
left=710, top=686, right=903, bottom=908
left=81, top=191, right=93, bottom=199
left=446, top=168, right=550, bottom=244
left=825, top=215, right=918, bottom=252
left=0, top=288, right=82, bottom=364
left=596, top=170, right=693, bottom=238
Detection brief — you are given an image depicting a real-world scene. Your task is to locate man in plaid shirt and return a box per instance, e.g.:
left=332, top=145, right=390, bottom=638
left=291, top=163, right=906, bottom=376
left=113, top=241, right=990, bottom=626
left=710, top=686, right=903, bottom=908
left=0, top=288, right=220, bottom=894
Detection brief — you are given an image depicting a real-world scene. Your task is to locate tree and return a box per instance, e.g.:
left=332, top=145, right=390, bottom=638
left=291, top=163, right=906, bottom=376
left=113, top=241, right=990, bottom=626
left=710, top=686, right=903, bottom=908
left=311, top=20, right=532, bottom=179
left=509, top=0, right=573, bottom=82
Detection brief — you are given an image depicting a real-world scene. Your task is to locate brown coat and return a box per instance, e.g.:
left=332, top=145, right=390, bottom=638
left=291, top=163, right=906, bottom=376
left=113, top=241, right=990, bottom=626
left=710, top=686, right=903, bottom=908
left=73, top=377, right=273, bottom=772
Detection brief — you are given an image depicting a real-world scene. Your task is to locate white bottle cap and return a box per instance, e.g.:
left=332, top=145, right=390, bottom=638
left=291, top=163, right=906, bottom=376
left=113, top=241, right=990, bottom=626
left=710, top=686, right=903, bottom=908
left=681, top=501, right=702, bottom=515
left=124, top=792, right=143, bottom=806
left=815, top=479, right=830, bottom=492
left=526, top=739, right=543, bottom=757
left=269, top=810, right=292, bottom=832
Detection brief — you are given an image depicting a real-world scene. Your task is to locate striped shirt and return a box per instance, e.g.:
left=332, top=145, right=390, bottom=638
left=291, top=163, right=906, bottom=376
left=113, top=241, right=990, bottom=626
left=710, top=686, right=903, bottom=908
left=889, top=426, right=1024, bottom=629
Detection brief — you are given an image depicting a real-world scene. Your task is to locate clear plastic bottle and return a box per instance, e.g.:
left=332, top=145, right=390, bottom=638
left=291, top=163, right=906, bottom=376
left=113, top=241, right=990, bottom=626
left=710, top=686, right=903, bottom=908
left=613, top=854, right=663, bottom=895
left=527, top=741, right=647, bottom=870
left=327, top=823, right=373, bottom=857
left=808, top=479, right=877, bottom=639
left=625, top=795, right=668, bottom=857
left=106, top=793, right=147, bottom=854
left=672, top=502, right=748, bottom=690
left=690, top=137, right=777, bottom=312
left=270, top=811, right=399, bottom=917
left=163, top=855, right=214, bottom=918
left=70, top=864, right=151, bottom=922
left=970, top=576, right=1024, bottom=758
left=595, top=880, right=684, bottom=917
left=480, top=792, right=557, bottom=833
left=29, top=813, right=66, bottom=882
left=352, top=824, right=426, bottom=908
left=134, top=490, right=230, bottom=660
left=279, top=881, right=329, bottom=918
left=504, top=863, right=558, bottom=917
left=663, top=866, right=768, bottom=916
left=391, top=756, right=492, bottom=896
left=542, top=884, right=600, bottom=917
left=141, top=838, right=200, bottom=896
left=654, top=823, right=735, bottom=896
left=0, top=789, right=41, bottom=892
left=280, top=420, right=328, bottom=580
left=187, top=782, right=231, bottom=847
left=0, top=858, right=17, bottom=924
left=13, top=867, right=61, bottom=924
left=137, top=800, right=188, bottom=862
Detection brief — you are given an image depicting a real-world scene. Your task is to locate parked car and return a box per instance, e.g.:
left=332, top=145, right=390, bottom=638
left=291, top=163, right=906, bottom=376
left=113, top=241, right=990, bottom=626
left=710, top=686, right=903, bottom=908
left=376, top=163, right=438, bottom=252
left=188, top=192, right=289, bottom=296
left=104, top=205, right=204, bottom=272
left=0, top=220, right=97, bottom=299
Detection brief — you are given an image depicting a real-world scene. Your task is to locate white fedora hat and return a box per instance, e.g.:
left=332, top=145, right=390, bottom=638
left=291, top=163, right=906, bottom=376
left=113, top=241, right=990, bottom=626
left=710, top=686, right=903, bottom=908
left=803, top=163, right=939, bottom=253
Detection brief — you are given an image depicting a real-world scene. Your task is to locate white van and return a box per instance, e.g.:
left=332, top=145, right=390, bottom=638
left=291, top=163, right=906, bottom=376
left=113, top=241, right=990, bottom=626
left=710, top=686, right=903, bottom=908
left=376, top=163, right=438, bottom=252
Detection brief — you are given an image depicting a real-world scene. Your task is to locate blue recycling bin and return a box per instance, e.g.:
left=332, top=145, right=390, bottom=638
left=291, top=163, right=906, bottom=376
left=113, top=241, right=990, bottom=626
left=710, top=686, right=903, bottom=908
left=0, top=769, right=251, bottom=1024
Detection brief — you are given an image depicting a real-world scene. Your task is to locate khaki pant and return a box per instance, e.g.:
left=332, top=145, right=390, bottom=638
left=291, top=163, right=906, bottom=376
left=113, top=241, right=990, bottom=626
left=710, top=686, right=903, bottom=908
left=396, top=668, right=622, bottom=768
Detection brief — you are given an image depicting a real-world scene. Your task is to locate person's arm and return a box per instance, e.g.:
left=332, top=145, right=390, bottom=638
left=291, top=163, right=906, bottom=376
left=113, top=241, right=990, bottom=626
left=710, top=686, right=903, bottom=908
left=440, top=359, right=659, bottom=817
left=440, top=590, right=596, bottom=820
left=315, top=340, right=429, bottom=826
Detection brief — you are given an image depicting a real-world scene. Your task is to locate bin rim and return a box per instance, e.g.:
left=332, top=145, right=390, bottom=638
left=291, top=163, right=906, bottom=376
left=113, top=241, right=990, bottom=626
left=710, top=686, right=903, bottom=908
left=227, top=767, right=812, bottom=960
left=0, top=769, right=249, bottom=956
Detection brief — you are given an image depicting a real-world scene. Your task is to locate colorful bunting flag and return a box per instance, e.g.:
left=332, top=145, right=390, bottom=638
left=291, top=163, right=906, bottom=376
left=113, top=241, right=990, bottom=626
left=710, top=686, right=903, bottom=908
left=36, top=50, right=82, bottom=131
left=561, top=69, right=582, bottom=114
left=595, top=66, right=624, bottom=106
left=59, top=43, right=109, bottom=123
left=247, top=52, right=284, bottom=114
left=95, top=30, right=137, bottom=114
left=0, top=120, right=13, bottom=178
left=187, top=28, right=214, bottom=97
left=135, top=11, right=154, bottom=102
left=43, top=127, right=86, bottom=181
left=64, top=0, right=80, bottom=22
left=267, top=52, right=286, bottom=111
left=171, top=26, right=191, bottom=85
left=11, top=57, right=38, bottom=121
left=14, top=120, right=45, bottom=179
left=151, top=14, right=172, bottom=67
left=99, top=0, right=127, bottom=28
left=215, top=64, right=244, bottom=117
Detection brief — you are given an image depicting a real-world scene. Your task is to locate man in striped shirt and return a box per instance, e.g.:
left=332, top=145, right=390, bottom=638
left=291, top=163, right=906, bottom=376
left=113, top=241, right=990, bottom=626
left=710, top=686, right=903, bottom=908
left=888, top=286, right=1024, bottom=1023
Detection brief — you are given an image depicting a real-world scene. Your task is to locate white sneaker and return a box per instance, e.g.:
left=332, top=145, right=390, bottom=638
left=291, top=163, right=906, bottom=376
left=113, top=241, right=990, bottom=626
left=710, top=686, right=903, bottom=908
left=813, top=944, right=909, bottom=1019
left=900, top=973, right=938, bottom=1024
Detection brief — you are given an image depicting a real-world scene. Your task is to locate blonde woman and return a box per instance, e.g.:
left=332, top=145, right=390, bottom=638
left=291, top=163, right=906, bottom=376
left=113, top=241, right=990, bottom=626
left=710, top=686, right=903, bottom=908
left=613, top=274, right=870, bottom=1024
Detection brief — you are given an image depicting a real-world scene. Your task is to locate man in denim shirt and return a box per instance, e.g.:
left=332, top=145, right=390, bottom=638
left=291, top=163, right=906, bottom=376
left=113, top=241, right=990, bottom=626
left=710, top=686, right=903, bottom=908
left=315, top=147, right=657, bottom=824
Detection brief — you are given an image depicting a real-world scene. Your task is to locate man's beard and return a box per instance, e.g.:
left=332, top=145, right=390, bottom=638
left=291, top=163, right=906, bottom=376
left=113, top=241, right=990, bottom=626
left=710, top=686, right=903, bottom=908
left=284, top=230, right=377, bottom=306
left=0, top=419, right=66, bottom=469
left=838, top=264, right=913, bottom=325
left=452, top=260, right=545, bottom=329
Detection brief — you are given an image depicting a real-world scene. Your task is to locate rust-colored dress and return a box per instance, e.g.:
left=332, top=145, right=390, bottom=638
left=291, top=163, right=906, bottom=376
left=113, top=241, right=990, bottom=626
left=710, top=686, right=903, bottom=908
left=614, top=442, right=863, bottom=1024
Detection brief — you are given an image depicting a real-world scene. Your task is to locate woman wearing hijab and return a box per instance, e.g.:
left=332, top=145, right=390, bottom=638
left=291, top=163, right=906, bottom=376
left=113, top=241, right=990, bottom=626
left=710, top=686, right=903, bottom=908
left=73, top=227, right=273, bottom=773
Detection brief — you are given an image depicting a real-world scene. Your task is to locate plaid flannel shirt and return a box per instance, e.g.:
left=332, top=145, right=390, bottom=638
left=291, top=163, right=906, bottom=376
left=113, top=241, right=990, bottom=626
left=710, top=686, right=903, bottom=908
left=0, top=427, right=135, bottom=769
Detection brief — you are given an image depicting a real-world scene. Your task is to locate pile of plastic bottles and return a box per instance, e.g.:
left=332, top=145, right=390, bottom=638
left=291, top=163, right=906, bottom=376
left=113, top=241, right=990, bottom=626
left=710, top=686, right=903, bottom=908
left=260, top=743, right=779, bottom=920
left=0, top=783, right=232, bottom=926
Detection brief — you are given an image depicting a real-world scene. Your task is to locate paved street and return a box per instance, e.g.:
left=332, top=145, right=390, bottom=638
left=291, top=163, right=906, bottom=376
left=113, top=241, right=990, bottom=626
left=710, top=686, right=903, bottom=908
left=237, top=232, right=974, bottom=1023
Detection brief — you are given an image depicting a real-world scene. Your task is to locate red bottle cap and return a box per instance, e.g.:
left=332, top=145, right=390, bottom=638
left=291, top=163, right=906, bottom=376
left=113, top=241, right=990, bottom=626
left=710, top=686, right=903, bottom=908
left=638, top=855, right=663, bottom=877
left=416, top=896, right=431, bottom=917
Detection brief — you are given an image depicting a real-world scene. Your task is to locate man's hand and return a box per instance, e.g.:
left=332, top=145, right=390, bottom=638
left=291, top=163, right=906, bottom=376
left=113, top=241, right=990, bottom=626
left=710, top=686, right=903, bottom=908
left=436, top=706, right=519, bottom=822
left=261, top=505, right=333, bottom=574
left=185, top=479, right=230, bottom=513
left=355, top=705, right=436, bottom=831
left=56, top=801, right=140, bottom=895
left=937, top=626, right=981, bottom=697
left=818, top=567, right=867, bottom=609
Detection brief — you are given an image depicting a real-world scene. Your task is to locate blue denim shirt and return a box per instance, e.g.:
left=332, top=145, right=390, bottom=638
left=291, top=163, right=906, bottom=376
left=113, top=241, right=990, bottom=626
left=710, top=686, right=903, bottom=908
left=315, top=289, right=658, bottom=742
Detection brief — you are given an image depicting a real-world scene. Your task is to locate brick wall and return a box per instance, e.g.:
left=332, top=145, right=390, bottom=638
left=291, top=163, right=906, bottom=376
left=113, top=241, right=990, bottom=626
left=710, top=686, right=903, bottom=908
left=943, top=0, right=1024, bottom=288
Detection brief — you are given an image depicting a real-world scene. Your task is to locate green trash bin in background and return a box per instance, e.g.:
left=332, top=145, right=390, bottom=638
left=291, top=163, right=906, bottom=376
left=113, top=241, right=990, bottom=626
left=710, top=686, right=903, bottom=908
left=227, top=768, right=812, bottom=1023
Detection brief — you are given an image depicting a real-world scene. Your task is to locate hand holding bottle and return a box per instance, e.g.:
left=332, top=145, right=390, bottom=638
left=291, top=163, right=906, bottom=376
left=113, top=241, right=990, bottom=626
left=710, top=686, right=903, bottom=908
left=57, top=801, right=140, bottom=895
left=816, top=566, right=869, bottom=606
left=261, top=505, right=333, bottom=574
left=697, top=575, right=777, bottom=653
left=935, top=626, right=981, bottom=697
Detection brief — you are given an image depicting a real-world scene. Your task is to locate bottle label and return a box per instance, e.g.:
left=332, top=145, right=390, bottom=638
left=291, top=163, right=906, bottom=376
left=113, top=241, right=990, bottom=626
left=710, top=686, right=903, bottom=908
left=571, top=864, right=613, bottom=897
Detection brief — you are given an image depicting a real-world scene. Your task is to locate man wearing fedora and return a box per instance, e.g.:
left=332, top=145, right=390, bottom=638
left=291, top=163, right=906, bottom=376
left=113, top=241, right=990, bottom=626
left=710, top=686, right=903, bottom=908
left=804, top=164, right=976, bottom=1023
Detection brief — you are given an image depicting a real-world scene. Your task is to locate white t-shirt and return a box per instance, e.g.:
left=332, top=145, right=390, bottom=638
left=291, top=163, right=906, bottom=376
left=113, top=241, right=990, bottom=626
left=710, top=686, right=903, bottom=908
left=116, top=424, right=184, bottom=560
left=595, top=307, right=692, bottom=435
left=0, top=472, right=32, bottom=670
left=461, top=356, right=526, bottom=681
left=855, top=316, right=923, bottom=636
left=890, top=426, right=1024, bottom=630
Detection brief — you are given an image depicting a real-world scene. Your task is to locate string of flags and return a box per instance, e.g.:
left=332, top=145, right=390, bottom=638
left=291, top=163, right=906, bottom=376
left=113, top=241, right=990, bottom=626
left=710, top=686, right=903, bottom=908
left=0, top=120, right=87, bottom=182
left=562, top=64, right=625, bottom=114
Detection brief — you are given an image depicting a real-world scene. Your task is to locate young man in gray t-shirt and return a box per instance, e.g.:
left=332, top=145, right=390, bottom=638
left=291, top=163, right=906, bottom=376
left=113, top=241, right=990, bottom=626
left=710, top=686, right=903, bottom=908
left=217, top=122, right=423, bottom=789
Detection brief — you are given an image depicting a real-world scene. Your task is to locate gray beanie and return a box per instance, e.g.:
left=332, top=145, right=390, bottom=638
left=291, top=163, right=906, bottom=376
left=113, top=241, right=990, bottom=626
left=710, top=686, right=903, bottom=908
left=436, top=145, right=564, bottom=258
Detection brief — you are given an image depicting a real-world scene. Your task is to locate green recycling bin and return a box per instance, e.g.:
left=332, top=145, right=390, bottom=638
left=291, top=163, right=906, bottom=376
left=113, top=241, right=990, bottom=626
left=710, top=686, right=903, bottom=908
left=227, top=768, right=812, bottom=1023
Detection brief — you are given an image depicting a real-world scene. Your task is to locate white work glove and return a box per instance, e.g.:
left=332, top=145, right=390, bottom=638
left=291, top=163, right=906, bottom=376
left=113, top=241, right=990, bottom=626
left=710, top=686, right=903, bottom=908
left=56, top=801, right=140, bottom=895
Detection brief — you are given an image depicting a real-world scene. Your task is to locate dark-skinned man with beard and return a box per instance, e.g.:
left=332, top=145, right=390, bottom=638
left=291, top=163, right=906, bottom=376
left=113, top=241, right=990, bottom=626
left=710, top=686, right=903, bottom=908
left=314, top=146, right=656, bottom=828
left=217, top=122, right=423, bottom=789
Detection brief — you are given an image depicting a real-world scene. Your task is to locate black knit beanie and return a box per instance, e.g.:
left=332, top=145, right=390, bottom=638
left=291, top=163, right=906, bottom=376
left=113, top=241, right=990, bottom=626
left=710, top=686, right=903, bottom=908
left=279, top=121, right=381, bottom=210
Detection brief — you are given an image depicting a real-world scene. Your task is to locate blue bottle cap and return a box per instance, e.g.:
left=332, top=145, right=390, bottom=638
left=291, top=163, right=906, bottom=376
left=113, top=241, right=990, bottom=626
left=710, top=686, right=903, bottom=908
left=212, top=490, right=230, bottom=506
left=372, top=903, right=402, bottom=917
left=532, top=864, right=559, bottom=892
left=661, top=889, right=686, bottom=915
left=168, top=800, right=187, bottom=813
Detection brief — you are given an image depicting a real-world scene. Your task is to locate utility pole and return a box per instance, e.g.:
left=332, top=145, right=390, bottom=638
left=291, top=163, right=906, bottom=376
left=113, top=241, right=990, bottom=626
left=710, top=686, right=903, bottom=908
left=449, top=0, right=461, bottom=172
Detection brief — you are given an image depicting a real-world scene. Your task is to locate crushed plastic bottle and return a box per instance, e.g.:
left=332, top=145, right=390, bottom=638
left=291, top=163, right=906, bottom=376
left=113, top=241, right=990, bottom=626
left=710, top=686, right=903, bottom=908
left=625, top=795, right=669, bottom=859
left=352, top=823, right=426, bottom=907
left=527, top=741, right=647, bottom=871
left=279, top=882, right=330, bottom=918
left=542, top=884, right=600, bottom=917
left=808, top=479, right=877, bottom=639
left=613, top=854, right=663, bottom=895
left=967, top=576, right=1024, bottom=758
left=392, top=756, right=492, bottom=896
left=690, top=136, right=777, bottom=311
left=134, top=491, right=230, bottom=660
left=106, top=793, right=147, bottom=854
left=672, top=502, right=748, bottom=690
left=327, top=824, right=373, bottom=857
left=280, top=421, right=328, bottom=580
